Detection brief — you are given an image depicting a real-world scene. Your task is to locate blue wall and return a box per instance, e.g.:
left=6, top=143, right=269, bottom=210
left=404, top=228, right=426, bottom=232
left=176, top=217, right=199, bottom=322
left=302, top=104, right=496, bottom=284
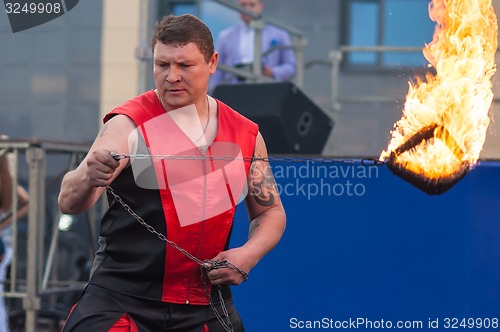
left=230, top=160, right=500, bottom=331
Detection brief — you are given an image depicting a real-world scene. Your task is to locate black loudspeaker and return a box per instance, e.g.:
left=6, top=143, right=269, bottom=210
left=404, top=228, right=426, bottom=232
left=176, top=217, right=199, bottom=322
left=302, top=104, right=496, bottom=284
left=212, top=82, right=334, bottom=154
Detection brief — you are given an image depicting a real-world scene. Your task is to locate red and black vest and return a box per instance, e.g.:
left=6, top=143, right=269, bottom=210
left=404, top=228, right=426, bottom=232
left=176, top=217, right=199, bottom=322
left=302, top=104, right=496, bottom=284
left=89, top=90, right=258, bottom=305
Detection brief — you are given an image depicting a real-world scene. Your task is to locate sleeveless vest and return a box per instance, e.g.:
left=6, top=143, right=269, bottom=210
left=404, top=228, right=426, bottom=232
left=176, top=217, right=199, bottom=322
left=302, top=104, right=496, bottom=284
left=89, top=90, right=258, bottom=305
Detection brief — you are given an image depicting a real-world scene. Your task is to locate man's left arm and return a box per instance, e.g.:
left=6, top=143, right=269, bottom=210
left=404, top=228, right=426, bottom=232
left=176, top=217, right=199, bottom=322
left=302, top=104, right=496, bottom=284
left=207, top=132, right=286, bottom=285
left=264, top=29, right=297, bottom=81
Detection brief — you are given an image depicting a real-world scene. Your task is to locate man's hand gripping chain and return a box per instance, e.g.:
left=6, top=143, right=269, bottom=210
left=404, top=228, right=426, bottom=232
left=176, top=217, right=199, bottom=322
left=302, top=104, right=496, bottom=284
left=203, top=259, right=249, bottom=282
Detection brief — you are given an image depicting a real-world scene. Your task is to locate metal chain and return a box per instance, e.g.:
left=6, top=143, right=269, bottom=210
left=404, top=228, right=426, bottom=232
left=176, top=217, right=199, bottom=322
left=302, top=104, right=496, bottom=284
left=111, top=153, right=386, bottom=166
left=105, top=185, right=247, bottom=332
left=201, top=266, right=234, bottom=332
left=105, top=152, right=384, bottom=331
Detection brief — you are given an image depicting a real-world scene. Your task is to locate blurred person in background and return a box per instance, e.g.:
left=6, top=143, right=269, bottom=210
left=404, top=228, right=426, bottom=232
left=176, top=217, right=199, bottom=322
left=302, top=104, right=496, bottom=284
left=0, top=140, right=29, bottom=332
left=209, top=0, right=296, bottom=89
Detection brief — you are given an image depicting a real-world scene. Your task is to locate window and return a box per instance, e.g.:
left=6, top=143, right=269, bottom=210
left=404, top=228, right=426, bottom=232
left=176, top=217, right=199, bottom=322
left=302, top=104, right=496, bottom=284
left=156, top=1, right=239, bottom=46
left=157, top=1, right=197, bottom=18
left=171, top=3, right=197, bottom=15
left=342, top=0, right=435, bottom=67
left=199, top=1, right=239, bottom=46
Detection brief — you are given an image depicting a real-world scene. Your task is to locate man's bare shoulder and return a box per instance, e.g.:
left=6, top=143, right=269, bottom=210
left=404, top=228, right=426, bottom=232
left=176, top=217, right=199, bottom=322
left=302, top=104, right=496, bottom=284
left=97, top=114, right=136, bottom=139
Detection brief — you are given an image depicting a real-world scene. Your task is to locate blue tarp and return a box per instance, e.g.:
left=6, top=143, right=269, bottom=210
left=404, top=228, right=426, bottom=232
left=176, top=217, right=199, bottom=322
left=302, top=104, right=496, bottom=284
left=230, top=160, right=500, bottom=331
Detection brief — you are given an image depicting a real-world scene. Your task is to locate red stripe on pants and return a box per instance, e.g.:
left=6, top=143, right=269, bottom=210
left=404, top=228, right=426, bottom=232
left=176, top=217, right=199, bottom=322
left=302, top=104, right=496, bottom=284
left=109, top=314, right=139, bottom=332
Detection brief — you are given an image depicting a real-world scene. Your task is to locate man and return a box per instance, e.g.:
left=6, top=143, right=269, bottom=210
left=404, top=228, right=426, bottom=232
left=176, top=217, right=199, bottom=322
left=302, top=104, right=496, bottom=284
left=58, top=14, right=286, bottom=332
left=209, top=0, right=296, bottom=89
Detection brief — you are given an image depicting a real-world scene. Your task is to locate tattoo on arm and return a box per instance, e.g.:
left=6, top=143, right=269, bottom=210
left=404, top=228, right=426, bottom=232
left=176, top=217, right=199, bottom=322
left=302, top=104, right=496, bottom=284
left=250, top=157, right=278, bottom=207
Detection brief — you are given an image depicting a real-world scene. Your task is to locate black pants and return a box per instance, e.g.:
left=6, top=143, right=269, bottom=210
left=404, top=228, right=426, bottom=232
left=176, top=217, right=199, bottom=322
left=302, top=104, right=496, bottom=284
left=61, top=284, right=245, bottom=332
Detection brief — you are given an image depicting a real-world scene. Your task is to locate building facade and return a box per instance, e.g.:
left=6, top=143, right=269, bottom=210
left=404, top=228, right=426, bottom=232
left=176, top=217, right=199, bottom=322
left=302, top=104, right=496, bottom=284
left=1, top=0, right=499, bottom=158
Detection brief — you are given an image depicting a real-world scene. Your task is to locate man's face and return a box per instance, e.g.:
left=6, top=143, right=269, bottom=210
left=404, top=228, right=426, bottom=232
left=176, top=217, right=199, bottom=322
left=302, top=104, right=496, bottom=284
left=238, top=0, right=263, bottom=24
left=153, top=42, right=217, bottom=110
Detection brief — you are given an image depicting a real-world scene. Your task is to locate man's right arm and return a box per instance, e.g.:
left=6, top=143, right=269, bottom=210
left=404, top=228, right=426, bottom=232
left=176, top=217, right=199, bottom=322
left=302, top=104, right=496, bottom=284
left=58, top=115, right=135, bottom=214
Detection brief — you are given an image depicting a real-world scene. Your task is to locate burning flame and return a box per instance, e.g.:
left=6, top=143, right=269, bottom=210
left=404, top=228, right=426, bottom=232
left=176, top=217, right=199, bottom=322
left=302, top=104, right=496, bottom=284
left=380, top=0, right=498, bottom=180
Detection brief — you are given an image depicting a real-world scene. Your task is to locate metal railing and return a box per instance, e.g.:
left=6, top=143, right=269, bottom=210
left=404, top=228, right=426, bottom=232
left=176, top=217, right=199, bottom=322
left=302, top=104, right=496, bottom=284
left=0, top=139, right=93, bottom=332
left=135, top=0, right=307, bottom=89
left=320, top=46, right=500, bottom=112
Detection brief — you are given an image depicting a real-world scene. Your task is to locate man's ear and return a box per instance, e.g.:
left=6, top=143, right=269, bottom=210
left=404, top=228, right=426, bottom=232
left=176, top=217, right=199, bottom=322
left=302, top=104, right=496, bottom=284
left=209, top=52, right=219, bottom=74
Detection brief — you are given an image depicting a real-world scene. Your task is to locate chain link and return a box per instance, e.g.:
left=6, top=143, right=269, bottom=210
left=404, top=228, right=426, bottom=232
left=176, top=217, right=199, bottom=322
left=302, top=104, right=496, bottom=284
left=106, top=186, right=247, bottom=331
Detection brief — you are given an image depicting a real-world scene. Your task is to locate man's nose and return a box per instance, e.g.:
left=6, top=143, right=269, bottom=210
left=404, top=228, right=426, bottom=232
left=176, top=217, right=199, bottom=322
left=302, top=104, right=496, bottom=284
left=166, top=66, right=181, bottom=82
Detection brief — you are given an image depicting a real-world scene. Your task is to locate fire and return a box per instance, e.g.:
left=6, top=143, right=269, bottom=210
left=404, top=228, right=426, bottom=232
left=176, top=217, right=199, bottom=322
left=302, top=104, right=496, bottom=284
left=380, top=0, right=498, bottom=193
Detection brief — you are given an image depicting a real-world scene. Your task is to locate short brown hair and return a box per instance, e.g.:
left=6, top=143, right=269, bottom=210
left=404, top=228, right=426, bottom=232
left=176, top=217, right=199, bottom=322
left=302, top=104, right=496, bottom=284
left=151, top=14, right=214, bottom=63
